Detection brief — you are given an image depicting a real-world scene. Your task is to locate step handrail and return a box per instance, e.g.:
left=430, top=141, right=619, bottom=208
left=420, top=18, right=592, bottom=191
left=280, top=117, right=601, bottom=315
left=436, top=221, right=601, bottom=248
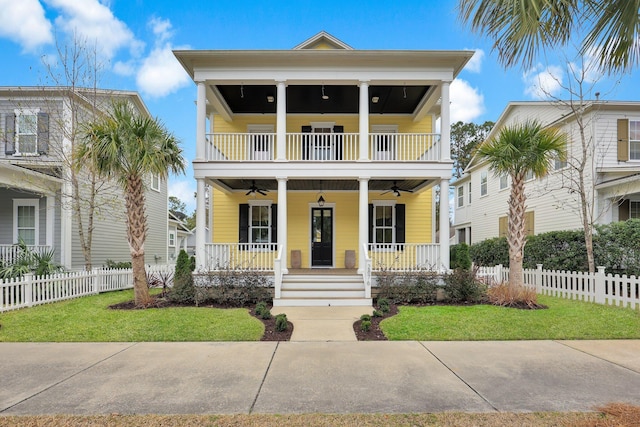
left=363, top=243, right=372, bottom=298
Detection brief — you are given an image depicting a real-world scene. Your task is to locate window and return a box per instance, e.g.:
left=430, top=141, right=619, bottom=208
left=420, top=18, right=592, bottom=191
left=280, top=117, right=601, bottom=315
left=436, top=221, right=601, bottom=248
left=555, top=154, right=568, bottom=170
left=525, top=170, right=534, bottom=181
left=457, top=186, right=464, bottom=208
left=369, top=202, right=405, bottom=247
left=238, top=203, right=277, bottom=247
left=499, top=174, right=508, bottom=190
left=151, top=174, right=160, bottom=191
left=480, top=171, right=488, bottom=196
left=468, top=182, right=472, bottom=204
left=457, top=228, right=466, bottom=244
left=7, top=110, right=48, bottom=156
left=630, top=120, right=640, bottom=160
left=13, top=199, right=39, bottom=245
left=168, top=230, right=176, bottom=247
left=631, top=201, right=640, bottom=219
left=301, top=122, right=344, bottom=161
left=374, top=204, right=394, bottom=244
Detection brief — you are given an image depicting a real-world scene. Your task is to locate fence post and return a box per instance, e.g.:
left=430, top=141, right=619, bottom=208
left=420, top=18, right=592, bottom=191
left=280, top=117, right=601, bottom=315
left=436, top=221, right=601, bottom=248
left=24, top=273, right=33, bottom=307
left=92, top=267, right=100, bottom=294
left=536, top=264, right=543, bottom=293
left=595, top=266, right=606, bottom=304
left=496, top=264, right=502, bottom=285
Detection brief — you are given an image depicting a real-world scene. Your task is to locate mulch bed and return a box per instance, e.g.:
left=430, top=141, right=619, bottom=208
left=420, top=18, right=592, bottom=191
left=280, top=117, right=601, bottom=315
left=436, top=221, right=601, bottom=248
left=352, top=304, right=399, bottom=341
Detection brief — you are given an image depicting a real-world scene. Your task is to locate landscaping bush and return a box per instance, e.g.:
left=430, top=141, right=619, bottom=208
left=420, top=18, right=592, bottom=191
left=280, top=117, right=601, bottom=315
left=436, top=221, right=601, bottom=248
left=443, top=268, right=487, bottom=303
left=169, top=250, right=195, bottom=304
left=377, top=298, right=390, bottom=314
left=469, top=237, right=509, bottom=267
left=360, top=314, right=371, bottom=322
left=261, top=309, right=272, bottom=320
left=372, top=309, right=383, bottom=318
left=194, top=268, right=271, bottom=306
left=105, top=259, right=132, bottom=269
left=594, top=219, right=640, bottom=276
left=255, top=301, right=268, bottom=316
left=487, top=283, right=541, bottom=309
left=523, top=230, right=588, bottom=271
left=375, top=270, right=440, bottom=304
left=0, top=241, right=62, bottom=279
left=450, top=243, right=471, bottom=270
left=360, top=320, right=371, bottom=332
left=275, top=313, right=288, bottom=332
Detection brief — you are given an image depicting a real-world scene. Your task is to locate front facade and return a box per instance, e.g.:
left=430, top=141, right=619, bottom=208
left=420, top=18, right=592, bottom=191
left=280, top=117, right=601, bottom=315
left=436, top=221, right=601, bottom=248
left=0, top=87, right=169, bottom=269
left=175, top=32, right=472, bottom=305
left=454, top=101, right=640, bottom=245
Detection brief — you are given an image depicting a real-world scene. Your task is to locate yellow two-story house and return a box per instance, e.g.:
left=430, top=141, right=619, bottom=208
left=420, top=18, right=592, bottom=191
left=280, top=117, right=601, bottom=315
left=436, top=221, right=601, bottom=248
left=174, top=32, right=472, bottom=306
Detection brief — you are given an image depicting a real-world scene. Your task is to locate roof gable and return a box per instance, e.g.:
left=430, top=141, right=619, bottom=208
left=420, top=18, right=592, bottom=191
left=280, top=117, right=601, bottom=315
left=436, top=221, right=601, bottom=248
left=293, top=31, right=353, bottom=50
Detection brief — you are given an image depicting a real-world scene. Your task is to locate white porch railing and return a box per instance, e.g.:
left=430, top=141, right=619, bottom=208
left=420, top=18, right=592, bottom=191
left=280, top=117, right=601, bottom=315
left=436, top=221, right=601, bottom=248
left=206, top=133, right=276, bottom=161
left=274, top=245, right=283, bottom=299
left=0, top=264, right=175, bottom=313
left=369, top=133, right=440, bottom=161
left=477, top=264, right=640, bottom=310
left=0, top=245, right=52, bottom=266
left=368, top=243, right=441, bottom=272
left=203, top=243, right=278, bottom=271
left=363, top=243, right=372, bottom=298
left=286, top=133, right=359, bottom=161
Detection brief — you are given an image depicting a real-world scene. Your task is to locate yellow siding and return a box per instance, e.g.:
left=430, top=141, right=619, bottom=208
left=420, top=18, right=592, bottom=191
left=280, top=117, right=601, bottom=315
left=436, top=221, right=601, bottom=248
left=212, top=187, right=433, bottom=268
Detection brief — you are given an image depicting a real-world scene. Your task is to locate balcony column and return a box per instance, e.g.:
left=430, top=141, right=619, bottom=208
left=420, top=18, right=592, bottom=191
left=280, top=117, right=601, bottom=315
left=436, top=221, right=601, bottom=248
left=276, top=81, right=287, bottom=161
left=196, top=81, right=207, bottom=161
left=359, top=81, right=370, bottom=161
left=439, top=179, right=450, bottom=271
left=195, top=178, right=207, bottom=269
left=358, top=177, right=370, bottom=273
left=277, top=177, right=288, bottom=272
left=440, top=80, right=451, bottom=161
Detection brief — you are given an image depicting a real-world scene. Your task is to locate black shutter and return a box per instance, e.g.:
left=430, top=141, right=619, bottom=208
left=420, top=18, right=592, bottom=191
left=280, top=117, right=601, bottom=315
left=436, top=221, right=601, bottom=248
left=5, top=114, right=15, bottom=155
left=37, top=112, right=49, bottom=154
left=368, top=204, right=373, bottom=244
left=302, top=125, right=311, bottom=160
left=333, top=125, right=343, bottom=160
left=239, top=204, right=249, bottom=244
left=395, top=204, right=406, bottom=246
left=271, top=204, right=277, bottom=245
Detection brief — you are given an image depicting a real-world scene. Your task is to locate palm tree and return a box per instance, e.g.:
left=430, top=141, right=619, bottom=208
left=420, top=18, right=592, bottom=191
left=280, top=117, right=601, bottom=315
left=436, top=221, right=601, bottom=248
left=476, top=120, right=566, bottom=288
left=78, top=101, right=185, bottom=306
left=458, top=0, right=640, bottom=74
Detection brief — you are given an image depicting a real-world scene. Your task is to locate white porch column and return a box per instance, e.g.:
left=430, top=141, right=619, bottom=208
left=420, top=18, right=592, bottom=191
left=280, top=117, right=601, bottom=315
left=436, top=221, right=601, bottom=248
left=440, top=81, right=451, bottom=161
left=439, top=179, right=450, bottom=271
left=277, top=177, right=288, bottom=272
left=195, top=178, right=207, bottom=269
left=196, top=81, right=207, bottom=161
left=358, top=177, right=369, bottom=273
left=276, top=81, right=287, bottom=161
left=359, top=81, right=369, bottom=161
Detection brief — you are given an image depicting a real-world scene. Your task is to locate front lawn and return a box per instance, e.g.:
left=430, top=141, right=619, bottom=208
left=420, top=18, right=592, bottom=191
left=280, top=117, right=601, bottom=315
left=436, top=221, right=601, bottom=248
left=0, top=290, right=264, bottom=342
left=381, top=295, right=640, bottom=340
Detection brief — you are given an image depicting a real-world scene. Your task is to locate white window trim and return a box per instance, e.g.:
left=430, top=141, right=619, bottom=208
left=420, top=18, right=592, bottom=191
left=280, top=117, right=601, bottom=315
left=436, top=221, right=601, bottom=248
left=372, top=200, right=396, bottom=248
left=457, top=186, right=464, bottom=208
left=13, top=199, right=40, bottom=245
left=630, top=200, right=640, bottom=219
left=480, top=171, right=488, bottom=197
left=310, top=121, right=335, bottom=130
left=168, top=229, right=176, bottom=247
left=629, top=119, right=640, bottom=161
left=467, top=182, right=472, bottom=204
left=499, top=174, right=508, bottom=191
left=248, top=200, right=273, bottom=247
left=150, top=174, right=161, bottom=192
left=14, top=108, right=40, bottom=156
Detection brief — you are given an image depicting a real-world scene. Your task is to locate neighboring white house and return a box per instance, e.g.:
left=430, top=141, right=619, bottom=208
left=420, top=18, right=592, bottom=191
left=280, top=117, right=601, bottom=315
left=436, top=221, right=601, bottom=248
left=453, top=100, right=640, bottom=245
left=168, top=210, right=193, bottom=263
left=0, top=87, right=169, bottom=269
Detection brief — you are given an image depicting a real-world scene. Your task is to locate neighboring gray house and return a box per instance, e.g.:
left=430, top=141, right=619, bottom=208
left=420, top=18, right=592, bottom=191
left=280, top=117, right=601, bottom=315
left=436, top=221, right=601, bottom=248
left=453, top=100, right=640, bottom=245
left=0, top=87, right=168, bottom=269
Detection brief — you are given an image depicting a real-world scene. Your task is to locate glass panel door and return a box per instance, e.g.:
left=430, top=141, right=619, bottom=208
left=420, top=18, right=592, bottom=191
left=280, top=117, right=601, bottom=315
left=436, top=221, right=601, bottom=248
left=311, top=207, right=333, bottom=266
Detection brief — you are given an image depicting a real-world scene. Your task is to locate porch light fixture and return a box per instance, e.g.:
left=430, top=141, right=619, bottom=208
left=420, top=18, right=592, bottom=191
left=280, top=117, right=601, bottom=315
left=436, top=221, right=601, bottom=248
left=317, top=195, right=326, bottom=206
left=321, top=85, right=329, bottom=100
left=371, top=96, right=379, bottom=103
left=266, top=95, right=275, bottom=103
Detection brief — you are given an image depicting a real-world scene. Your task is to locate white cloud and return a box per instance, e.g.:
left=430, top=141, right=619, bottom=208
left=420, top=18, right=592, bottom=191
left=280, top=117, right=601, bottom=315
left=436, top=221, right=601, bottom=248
left=450, top=79, right=485, bottom=123
left=523, top=64, right=564, bottom=99
left=463, top=49, right=484, bottom=73
left=0, top=0, right=53, bottom=51
left=169, top=179, right=196, bottom=213
left=149, top=16, right=173, bottom=43
left=113, top=60, right=136, bottom=76
left=45, top=0, right=138, bottom=59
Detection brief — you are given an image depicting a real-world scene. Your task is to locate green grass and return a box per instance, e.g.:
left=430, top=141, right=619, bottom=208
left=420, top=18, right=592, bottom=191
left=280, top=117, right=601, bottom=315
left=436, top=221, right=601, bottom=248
left=381, top=295, right=640, bottom=340
left=0, top=290, right=264, bottom=342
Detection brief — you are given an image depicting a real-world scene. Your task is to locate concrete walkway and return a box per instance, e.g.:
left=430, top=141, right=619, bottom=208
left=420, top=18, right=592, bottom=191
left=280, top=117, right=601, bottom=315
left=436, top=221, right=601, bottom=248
left=271, top=306, right=372, bottom=341
left=1, top=340, right=639, bottom=415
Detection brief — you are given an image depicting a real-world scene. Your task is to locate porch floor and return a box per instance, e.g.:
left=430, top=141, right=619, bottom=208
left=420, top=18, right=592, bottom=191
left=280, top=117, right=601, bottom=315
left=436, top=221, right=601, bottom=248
left=287, top=268, right=358, bottom=275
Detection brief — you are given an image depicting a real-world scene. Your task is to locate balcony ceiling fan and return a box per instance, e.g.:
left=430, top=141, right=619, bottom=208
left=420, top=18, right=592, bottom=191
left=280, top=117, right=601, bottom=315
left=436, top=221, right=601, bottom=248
left=246, top=180, right=269, bottom=196
left=381, top=181, right=413, bottom=197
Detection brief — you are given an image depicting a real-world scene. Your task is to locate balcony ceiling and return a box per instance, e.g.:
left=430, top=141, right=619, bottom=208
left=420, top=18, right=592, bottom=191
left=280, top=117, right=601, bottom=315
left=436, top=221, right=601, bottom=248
left=215, top=84, right=430, bottom=114
left=216, top=178, right=430, bottom=193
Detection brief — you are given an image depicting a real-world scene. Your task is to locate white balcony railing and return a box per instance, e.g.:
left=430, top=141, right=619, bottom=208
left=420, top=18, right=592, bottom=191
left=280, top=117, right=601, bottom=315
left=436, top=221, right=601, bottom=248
left=203, top=243, right=278, bottom=271
left=204, top=132, right=441, bottom=162
left=0, top=245, right=52, bottom=266
left=368, top=243, right=441, bottom=272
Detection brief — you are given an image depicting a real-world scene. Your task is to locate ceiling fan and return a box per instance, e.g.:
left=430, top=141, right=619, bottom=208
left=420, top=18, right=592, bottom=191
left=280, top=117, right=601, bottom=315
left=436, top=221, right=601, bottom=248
left=245, top=180, right=269, bottom=196
left=381, top=181, right=413, bottom=197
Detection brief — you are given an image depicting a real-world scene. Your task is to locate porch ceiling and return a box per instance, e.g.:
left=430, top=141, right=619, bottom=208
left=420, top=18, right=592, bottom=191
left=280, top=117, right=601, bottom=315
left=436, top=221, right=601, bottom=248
left=214, top=84, right=430, bottom=114
left=216, top=178, right=430, bottom=193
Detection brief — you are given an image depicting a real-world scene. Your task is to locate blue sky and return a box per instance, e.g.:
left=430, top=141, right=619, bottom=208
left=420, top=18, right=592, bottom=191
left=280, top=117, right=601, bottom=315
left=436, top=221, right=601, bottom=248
left=1, top=0, right=638, bottom=213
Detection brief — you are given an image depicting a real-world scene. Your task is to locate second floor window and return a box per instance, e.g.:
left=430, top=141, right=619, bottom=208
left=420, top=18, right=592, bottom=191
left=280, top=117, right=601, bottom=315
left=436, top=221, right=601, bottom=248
left=7, top=110, right=49, bottom=156
left=630, top=120, right=640, bottom=160
left=480, top=171, right=488, bottom=196
left=499, top=174, right=508, bottom=190
left=16, top=112, right=38, bottom=154
left=457, top=186, right=464, bottom=208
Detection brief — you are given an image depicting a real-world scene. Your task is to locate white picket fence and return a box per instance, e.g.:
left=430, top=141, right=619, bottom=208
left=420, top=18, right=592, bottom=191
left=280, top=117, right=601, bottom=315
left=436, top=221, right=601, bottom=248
left=0, top=264, right=175, bottom=313
left=477, top=264, right=640, bottom=310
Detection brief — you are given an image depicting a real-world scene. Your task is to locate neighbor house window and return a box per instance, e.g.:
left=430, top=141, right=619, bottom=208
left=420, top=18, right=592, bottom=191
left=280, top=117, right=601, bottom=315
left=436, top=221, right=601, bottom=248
left=480, top=171, right=488, bottom=196
left=13, top=199, right=39, bottom=246
left=631, top=201, right=640, bottom=219
left=499, top=174, right=508, bottom=190
left=168, top=230, right=175, bottom=247
left=468, top=182, right=472, bottom=204
left=630, top=120, right=640, bottom=160
left=457, top=186, right=464, bottom=208
left=151, top=174, right=160, bottom=191
left=525, top=170, right=534, bottom=181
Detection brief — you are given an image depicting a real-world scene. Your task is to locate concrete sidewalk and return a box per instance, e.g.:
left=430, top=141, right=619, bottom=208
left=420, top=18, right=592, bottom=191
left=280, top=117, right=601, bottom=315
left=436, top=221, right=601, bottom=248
left=1, top=340, right=639, bottom=415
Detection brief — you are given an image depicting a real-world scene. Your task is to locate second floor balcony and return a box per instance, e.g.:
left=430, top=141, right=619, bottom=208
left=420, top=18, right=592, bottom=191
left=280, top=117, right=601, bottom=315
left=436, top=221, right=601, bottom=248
left=205, top=132, right=442, bottom=163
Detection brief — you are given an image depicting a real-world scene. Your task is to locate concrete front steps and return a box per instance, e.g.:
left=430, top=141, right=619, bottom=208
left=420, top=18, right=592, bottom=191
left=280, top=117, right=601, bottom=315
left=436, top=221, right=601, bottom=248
left=273, top=274, right=373, bottom=307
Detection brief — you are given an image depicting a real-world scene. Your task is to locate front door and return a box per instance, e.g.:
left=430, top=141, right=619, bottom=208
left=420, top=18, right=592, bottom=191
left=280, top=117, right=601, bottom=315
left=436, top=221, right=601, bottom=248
left=311, top=207, right=333, bottom=267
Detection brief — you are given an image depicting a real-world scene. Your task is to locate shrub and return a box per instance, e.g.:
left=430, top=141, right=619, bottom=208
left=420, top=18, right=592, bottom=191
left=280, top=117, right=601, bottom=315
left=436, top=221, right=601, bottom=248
left=0, top=241, right=63, bottom=279
left=255, top=301, right=268, bottom=316
left=360, top=320, right=371, bottom=332
left=450, top=243, right=471, bottom=270
left=594, top=219, right=640, bottom=276
left=169, top=250, right=195, bottom=304
left=360, top=314, right=371, bottom=321
left=523, top=230, right=588, bottom=271
left=376, top=271, right=440, bottom=304
left=261, top=309, right=272, bottom=320
left=105, top=259, right=132, bottom=269
left=377, top=298, right=390, bottom=314
left=487, top=283, right=541, bottom=308
left=469, top=237, right=509, bottom=267
left=443, top=268, right=487, bottom=304
left=194, top=268, right=271, bottom=307
left=275, top=313, right=288, bottom=332
left=372, top=309, right=383, bottom=318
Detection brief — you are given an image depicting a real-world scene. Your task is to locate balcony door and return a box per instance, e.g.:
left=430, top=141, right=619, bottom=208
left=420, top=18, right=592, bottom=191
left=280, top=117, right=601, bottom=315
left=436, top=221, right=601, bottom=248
left=248, top=125, right=274, bottom=160
left=302, top=123, right=344, bottom=160
left=371, top=124, right=398, bottom=160
left=311, top=207, right=333, bottom=267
